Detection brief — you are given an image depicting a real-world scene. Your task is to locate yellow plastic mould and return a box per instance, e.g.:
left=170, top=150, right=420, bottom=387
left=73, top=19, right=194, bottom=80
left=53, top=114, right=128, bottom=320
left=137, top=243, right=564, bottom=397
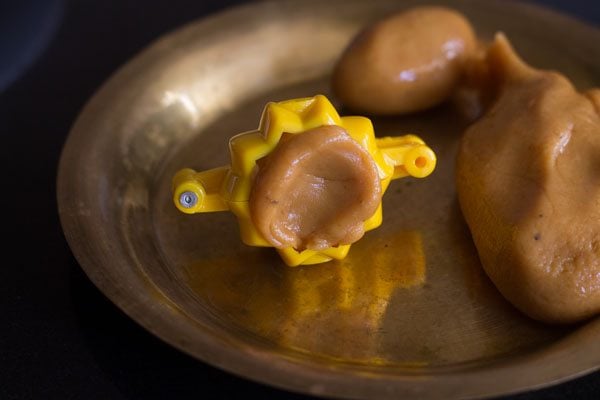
left=172, top=95, right=436, bottom=266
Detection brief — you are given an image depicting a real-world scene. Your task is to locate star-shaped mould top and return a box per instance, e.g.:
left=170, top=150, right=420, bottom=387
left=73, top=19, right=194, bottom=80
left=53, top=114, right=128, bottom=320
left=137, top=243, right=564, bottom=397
left=220, top=95, right=400, bottom=266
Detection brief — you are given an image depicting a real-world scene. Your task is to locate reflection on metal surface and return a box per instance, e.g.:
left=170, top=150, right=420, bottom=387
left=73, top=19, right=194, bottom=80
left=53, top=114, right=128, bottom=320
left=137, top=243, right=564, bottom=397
left=185, top=230, right=426, bottom=365
left=161, top=90, right=200, bottom=127
left=56, top=0, right=600, bottom=398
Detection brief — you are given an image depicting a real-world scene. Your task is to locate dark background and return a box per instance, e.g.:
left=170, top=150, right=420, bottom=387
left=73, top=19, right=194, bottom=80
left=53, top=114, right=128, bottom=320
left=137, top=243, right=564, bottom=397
left=1, top=0, right=598, bottom=399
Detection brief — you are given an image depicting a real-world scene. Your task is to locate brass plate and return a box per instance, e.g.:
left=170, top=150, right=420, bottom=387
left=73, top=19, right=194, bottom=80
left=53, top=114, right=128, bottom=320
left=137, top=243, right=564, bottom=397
left=57, top=0, right=600, bottom=398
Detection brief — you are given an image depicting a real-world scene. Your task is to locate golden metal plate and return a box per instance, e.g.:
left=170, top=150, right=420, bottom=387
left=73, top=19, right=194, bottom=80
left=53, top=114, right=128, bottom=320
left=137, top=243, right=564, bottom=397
left=57, top=0, right=600, bottom=398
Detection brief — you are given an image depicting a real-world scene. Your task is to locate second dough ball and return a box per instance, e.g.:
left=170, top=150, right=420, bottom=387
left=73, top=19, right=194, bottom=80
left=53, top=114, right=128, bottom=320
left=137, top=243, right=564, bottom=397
left=332, top=6, right=476, bottom=115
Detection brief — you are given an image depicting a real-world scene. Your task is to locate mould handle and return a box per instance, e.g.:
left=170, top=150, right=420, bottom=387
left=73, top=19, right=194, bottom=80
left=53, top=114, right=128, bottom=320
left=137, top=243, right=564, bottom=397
left=172, top=167, right=230, bottom=214
left=377, top=136, right=437, bottom=179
